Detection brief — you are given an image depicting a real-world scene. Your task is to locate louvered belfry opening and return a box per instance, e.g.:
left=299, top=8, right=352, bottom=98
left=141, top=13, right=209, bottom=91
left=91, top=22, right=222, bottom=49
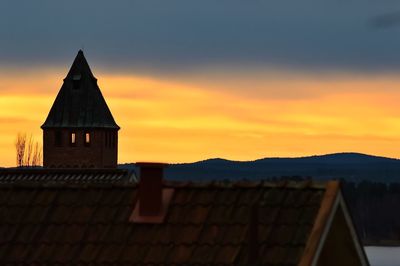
left=41, top=50, right=120, bottom=169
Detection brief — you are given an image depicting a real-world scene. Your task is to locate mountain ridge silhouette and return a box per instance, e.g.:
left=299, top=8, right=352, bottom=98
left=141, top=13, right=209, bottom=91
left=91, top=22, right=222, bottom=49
left=120, top=152, right=400, bottom=182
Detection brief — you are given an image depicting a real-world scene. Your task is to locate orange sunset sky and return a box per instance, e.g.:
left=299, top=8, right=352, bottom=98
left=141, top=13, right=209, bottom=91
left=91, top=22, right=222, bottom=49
left=1, top=65, right=400, bottom=167
left=2, top=1, right=400, bottom=166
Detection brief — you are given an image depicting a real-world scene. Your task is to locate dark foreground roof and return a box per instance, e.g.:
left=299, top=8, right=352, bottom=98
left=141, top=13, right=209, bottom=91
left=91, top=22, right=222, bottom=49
left=41, top=50, right=120, bottom=129
left=0, top=180, right=331, bottom=265
left=0, top=168, right=136, bottom=184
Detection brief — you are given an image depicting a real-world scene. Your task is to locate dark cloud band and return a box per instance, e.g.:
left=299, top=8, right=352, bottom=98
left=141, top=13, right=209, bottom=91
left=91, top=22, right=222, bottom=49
left=1, top=0, right=400, bottom=74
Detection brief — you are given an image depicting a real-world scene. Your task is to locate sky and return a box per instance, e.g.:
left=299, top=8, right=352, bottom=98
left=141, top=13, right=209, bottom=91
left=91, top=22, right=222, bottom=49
left=2, top=0, right=400, bottom=166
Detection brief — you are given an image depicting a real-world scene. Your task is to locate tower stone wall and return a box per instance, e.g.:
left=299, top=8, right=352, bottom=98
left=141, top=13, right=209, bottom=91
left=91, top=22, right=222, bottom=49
left=43, top=129, right=118, bottom=168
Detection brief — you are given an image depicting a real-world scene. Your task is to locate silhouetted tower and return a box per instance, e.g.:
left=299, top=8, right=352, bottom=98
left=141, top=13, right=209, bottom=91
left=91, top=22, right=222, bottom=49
left=41, top=50, right=120, bottom=168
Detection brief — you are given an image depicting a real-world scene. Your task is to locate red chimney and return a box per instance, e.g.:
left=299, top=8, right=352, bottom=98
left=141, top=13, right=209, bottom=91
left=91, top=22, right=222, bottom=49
left=130, top=162, right=173, bottom=223
left=137, top=162, right=166, bottom=216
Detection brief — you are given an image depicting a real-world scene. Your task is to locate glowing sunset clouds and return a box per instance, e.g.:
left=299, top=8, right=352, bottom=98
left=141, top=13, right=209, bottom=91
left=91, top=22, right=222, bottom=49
left=1, top=68, right=400, bottom=167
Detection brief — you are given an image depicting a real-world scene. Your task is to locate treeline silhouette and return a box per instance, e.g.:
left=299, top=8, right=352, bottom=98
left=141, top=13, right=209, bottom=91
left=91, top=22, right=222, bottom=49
left=268, top=177, right=400, bottom=245
left=341, top=180, right=400, bottom=245
left=266, top=177, right=400, bottom=245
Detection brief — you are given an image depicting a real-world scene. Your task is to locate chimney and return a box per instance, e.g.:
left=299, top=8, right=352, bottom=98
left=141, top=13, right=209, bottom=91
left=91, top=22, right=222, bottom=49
left=130, top=162, right=173, bottom=223
left=137, top=162, right=166, bottom=216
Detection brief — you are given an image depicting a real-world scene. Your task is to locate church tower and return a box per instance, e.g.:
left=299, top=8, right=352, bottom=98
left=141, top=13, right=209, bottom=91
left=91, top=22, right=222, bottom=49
left=41, top=50, right=120, bottom=168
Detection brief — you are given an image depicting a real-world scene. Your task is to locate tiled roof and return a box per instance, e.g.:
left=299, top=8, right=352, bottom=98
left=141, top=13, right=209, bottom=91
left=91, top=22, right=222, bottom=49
left=41, top=50, right=120, bottom=129
left=0, top=180, right=330, bottom=265
left=0, top=168, right=136, bottom=184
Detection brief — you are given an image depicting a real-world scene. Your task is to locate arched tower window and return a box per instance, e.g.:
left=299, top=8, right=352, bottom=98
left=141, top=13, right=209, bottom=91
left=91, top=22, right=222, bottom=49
left=70, top=132, right=76, bottom=146
left=85, top=132, right=91, bottom=146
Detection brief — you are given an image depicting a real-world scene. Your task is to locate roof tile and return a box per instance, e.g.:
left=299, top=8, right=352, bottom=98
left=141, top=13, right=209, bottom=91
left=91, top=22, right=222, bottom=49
left=166, top=245, right=192, bottom=264
left=212, top=190, right=240, bottom=205
left=13, top=224, right=38, bottom=243
left=2, top=243, right=30, bottom=262
left=76, top=243, right=102, bottom=262
left=96, top=244, right=123, bottom=262
left=214, top=245, right=240, bottom=264
left=119, top=244, right=150, bottom=263
left=191, top=244, right=219, bottom=264
left=48, top=243, right=77, bottom=263
left=236, top=189, right=262, bottom=204
left=207, top=205, right=235, bottom=224
left=258, top=206, right=280, bottom=224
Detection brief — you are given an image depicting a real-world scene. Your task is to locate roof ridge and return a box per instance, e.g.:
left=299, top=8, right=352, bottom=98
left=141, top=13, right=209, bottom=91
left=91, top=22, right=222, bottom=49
left=299, top=180, right=340, bottom=266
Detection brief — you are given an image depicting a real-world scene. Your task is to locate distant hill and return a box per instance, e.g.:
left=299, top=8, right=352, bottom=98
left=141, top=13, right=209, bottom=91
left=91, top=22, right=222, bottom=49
left=120, top=152, right=400, bottom=182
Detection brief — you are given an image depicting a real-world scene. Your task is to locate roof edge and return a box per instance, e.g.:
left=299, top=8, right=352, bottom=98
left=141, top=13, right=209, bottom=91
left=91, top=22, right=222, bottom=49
left=41, top=125, right=120, bottom=130
left=299, top=180, right=340, bottom=266
left=0, top=177, right=333, bottom=190
left=0, top=168, right=129, bottom=174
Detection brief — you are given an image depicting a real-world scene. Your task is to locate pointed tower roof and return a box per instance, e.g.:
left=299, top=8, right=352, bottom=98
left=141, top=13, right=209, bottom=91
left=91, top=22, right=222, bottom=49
left=41, top=50, right=120, bottom=129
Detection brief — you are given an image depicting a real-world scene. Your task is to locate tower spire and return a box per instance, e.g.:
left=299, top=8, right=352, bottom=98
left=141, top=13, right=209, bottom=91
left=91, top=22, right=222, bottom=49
left=41, top=50, right=119, bottom=169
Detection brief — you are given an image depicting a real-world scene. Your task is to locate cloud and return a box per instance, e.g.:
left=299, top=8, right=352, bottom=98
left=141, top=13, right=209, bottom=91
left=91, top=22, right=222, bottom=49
left=1, top=0, right=400, bottom=74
